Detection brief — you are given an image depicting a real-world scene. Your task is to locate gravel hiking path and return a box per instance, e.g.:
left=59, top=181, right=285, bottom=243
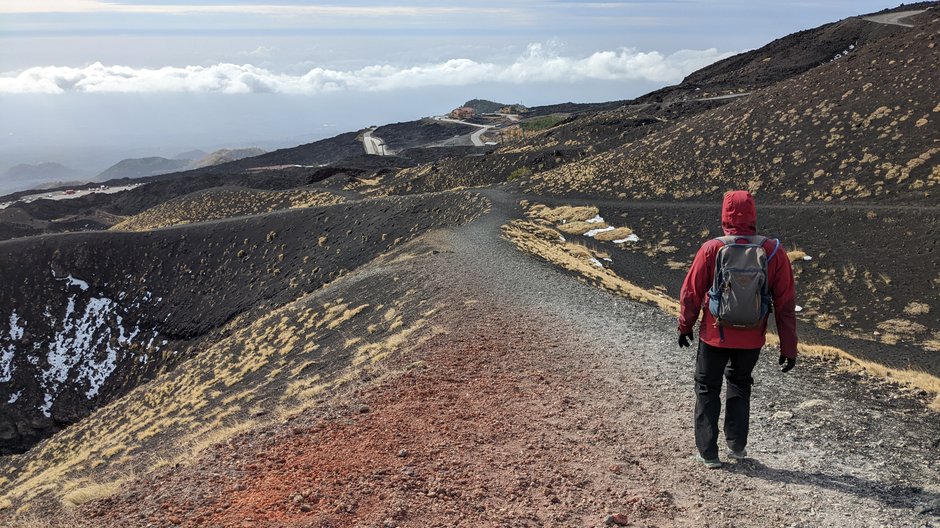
left=82, top=188, right=939, bottom=527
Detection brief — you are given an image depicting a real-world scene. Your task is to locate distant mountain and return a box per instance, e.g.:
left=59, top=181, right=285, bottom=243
left=189, top=148, right=266, bottom=169
left=96, top=157, right=191, bottom=180
left=462, top=99, right=526, bottom=114
left=2, top=162, right=80, bottom=183
left=172, top=149, right=208, bottom=161
left=34, top=178, right=93, bottom=190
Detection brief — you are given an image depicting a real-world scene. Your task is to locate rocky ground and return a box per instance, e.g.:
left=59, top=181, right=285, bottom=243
left=62, top=191, right=940, bottom=528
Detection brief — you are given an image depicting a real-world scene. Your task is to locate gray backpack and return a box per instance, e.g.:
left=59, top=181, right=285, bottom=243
left=707, top=235, right=781, bottom=329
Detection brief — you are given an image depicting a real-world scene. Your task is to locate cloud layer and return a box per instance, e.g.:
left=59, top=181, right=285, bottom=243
left=0, top=44, right=734, bottom=95
left=0, top=0, right=508, bottom=16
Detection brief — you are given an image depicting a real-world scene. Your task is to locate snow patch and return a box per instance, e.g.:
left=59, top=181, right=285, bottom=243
left=589, top=257, right=604, bottom=268
left=31, top=278, right=162, bottom=414
left=795, top=305, right=803, bottom=312
left=613, top=234, right=640, bottom=243
left=41, top=295, right=138, bottom=404
left=1, top=312, right=25, bottom=383
left=8, top=390, right=21, bottom=404
left=51, top=266, right=91, bottom=291
left=8, top=312, right=24, bottom=341
left=66, top=275, right=90, bottom=291
left=585, top=215, right=605, bottom=224
left=802, top=255, right=813, bottom=261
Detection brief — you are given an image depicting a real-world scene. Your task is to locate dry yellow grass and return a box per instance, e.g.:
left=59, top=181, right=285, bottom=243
left=186, top=421, right=257, bottom=459
left=61, top=479, right=125, bottom=507
left=772, top=336, right=940, bottom=411
left=528, top=204, right=599, bottom=223
left=502, top=220, right=679, bottom=316
left=112, top=188, right=345, bottom=231
left=524, top=222, right=566, bottom=242
left=903, top=301, right=931, bottom=316
left=666, top=259, right=689, bottom=270
left=877, top=318, right=927, bottom=337
left=557, top=220, right=606, bottom=235
left=787, top=250, right=808, bottom=262
left=592, top=227, right=634, bottom=241
left=525, top=202, right=635, bottom=243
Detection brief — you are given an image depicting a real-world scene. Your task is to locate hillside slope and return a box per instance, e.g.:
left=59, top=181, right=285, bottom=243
left=527, top=11, right=940, bottom=204
left=2, top=191, right=938, bottom=527
left=0, top=192, right=484, bottom=454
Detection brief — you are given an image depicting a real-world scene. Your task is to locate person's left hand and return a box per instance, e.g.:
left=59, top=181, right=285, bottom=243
left=779, top=354, right=796, bottom=373
left=678, top=332, right=694, bottom=348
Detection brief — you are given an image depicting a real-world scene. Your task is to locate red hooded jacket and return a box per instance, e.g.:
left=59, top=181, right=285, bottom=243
left=678, top=191, right=798, bottom=358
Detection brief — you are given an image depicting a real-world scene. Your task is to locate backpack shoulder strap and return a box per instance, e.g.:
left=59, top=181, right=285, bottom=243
left=767, top=238, right=781, bottom=261
left=716, top=235, right=766, bottom=246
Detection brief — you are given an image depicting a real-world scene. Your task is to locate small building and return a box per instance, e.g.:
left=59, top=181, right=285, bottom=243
left=449, top=107, right=476, bottom=120
left=498, top=105, right=528, bottom=114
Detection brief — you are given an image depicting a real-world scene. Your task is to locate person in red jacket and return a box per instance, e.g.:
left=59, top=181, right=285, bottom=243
left=678, top=190, right=798, bottom=468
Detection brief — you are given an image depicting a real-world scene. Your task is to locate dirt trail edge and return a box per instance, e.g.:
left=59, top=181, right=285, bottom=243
left=81, top=189, right=939, bottom=528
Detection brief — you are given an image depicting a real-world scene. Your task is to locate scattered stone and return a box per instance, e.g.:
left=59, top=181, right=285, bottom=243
left=359, top=404, right=371, bottom=414
left=397, top=448, right=410, bottom=457
left=771, top=411, right=794, bottom=420
left=605, top=513, right=630, bottom=525
left=917, top=498, right=940, bottom=515
left=796, top=399, right=826, bottom=411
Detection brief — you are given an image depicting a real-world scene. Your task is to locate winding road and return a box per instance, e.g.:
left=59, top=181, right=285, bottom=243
left=434, top=116, right=495, bottom=147
left=361, top=129, right=390, bottom=156
left=862, top=9, right=927, bottom=27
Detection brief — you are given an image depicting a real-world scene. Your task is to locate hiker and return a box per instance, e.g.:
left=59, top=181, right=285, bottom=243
left=677, top=190, right=797, bottom=468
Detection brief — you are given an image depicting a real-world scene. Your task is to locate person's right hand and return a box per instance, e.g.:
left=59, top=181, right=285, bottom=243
left=779, top=354, right=796, bottom=373
left=678, top=332, right=694, bottom=348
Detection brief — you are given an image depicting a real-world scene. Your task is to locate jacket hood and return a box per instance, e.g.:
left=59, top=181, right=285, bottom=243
left=721, top=190, right=757, bottom=235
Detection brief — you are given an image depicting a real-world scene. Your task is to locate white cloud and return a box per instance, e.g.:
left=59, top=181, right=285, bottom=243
left=237, top=46, right=277, bottom=59
left=0, top=44, right=735, bottom=95
left=0, top=0, right=511, bottom=16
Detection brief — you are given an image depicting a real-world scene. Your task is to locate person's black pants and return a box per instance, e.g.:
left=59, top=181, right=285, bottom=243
left=694, top=340, right=761, bottom=460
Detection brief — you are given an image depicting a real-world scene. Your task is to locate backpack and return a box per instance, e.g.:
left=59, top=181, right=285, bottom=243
left=707, top=235, right=781, bottom=329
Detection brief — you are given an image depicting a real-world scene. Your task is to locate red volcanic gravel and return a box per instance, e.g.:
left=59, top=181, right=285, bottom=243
left=83, top=301, right=678, bottom=528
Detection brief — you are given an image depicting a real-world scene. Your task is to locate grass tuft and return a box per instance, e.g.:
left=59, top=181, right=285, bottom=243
left=61, top=479, right=125, bottom=507
left=787, top=250, right=808, bottom=262
left=593, top=227, right=634, bottom=241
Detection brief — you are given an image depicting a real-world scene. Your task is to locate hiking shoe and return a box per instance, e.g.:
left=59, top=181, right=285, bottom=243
left=727, top=448, right=748, bottom=460
left=694, top=454, right=722, bottom=469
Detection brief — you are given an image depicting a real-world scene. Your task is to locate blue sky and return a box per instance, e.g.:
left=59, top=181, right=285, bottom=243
left=0, top=0, right=901, bottom=182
